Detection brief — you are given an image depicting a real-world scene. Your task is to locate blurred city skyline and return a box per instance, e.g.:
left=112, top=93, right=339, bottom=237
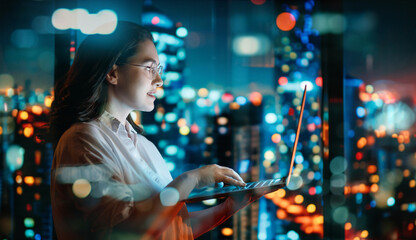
left=1, top=0, right=415, bottom=96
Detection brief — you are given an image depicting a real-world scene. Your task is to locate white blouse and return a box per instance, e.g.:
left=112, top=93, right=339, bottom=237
left=51, top=111, right=193, bottom=239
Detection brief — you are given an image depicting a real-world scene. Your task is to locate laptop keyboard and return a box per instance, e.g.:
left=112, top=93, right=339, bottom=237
left=237, top=178, right=284, bottom=190
left=188, top=177, right=285, bottom=198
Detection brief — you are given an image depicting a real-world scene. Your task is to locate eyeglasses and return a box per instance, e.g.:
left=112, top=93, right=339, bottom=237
left=120, top=63, right=163, bottom=80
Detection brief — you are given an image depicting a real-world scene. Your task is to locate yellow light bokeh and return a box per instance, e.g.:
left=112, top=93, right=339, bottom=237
left=311, top=102, right=320, bottom=110
left=314, top=215, right=323, bottom=225
left=312, top=146, right=320, bottom=154
left=72, top=179, right=91, bottom=199
left=287, top=205, right=303, bottom=214
left=345, top=222, right=352, bottom=231
left=23, top=125, right=34, bottom=138
left=276, top=209, right=287, bottom=219
left=15, top=175, right=23, bottom=184
left=198, top=88, right=209, bottom=98
left=361, top=230, right=369, bottom=238
left=263, top=159, right=271, bottom=168
left=44, top=96, right=54, bottom=108
left=264, top=150, right=275, bottom=160
left=294, top=195, right=304, bottom=204
left=276, top=188, right=286, bottom=198
left=221, top=227, right=233, bottom=236
left=281, top=64, right=290, bottom=73
left=271, top=133, right=281, bottom=143
left=177, top=118, right=187, bottom=127
left=16, top=186, right=23, bottom=195
left=217, top=117, right=228, bottom=125
left=20, top=111, right=29, bottom=120
left=24, top=176, right=35, bottom=186
left=204, top=137, right=214, bottom=145
left=370, top=175, right=379, bottom=183
left=370, top=184, right=379, bottom=193
left=229, top=102, right=240, bottom=110
left=306, top=204, right=316, bottom=213
left=357, top=137, right=367, bottom=149
left=32, top=105, right=43, bottom=115
left=179, top=126, right=190, bottom=136
left=290, top=52, right=297, bottom=59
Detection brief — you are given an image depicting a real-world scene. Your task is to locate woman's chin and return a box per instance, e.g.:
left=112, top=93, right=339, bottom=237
left=138, top=105, right=155, bottom=112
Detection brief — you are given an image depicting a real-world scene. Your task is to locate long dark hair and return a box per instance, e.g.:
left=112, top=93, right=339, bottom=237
left=50, top=21, right=153, bottom=145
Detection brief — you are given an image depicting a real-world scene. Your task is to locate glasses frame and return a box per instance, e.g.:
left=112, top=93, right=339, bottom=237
left=119, top=62, right=163, bottom=80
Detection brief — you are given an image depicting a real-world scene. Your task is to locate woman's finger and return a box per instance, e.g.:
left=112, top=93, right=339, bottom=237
left=220, top=167, right=246, bottom=185
left=219, top=175, right=246, bottom=187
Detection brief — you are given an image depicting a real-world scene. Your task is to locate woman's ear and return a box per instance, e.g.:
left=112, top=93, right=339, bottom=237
left=106, top=65, right=118, bottom=85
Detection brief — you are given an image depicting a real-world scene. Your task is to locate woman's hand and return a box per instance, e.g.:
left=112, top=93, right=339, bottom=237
left=188, top=164, right=246, bottom=189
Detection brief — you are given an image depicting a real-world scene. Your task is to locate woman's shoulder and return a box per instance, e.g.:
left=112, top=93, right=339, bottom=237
left=61, top=121, right=101, bottom=139
left=57, top=121, right=109, bottom=148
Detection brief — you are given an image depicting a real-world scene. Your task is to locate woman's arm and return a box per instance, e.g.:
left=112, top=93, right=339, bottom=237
left=188, top=201, right=232, bottom=239
left=188, top=190, right=267, bottom=239
left=116, top=165, right=246, bottom=238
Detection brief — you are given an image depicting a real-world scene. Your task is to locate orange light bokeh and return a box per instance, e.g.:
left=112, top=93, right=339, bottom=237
left=276, top=12, right=296, bottom=31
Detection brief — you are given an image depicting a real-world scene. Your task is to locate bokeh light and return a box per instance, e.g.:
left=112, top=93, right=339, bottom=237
left=72, top=179, right=91, bottom=198
left=6, top=145, right=25, bottom=171
left=276, top=12, right=296, bottom=31
left=160, top=187, right=180, bottom=206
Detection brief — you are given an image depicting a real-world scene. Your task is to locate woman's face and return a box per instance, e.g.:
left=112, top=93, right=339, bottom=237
left=115, top=39, right=163, bottom=112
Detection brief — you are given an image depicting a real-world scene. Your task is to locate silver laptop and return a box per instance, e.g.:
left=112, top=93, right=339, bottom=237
left=185, top=86, right=307, bottom=202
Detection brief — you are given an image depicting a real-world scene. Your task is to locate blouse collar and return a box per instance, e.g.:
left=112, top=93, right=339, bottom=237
left=99, top=111, right=137, bottom=135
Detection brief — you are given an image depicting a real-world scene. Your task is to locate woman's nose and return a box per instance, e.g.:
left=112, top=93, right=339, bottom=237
left=154, top=73, right=163, bottom=87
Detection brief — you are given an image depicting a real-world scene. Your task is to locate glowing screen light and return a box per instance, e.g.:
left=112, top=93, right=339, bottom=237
left=276, top=12, right=296, bottom=31
left=300, top=81, right=313, bottom=91
left=51, top=8, right=118, bottom=35
left=6, top=145, right=25, bottom=171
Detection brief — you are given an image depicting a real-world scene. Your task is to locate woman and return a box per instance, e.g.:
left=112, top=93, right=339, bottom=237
left=50, top=21, right=262, bottom=239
